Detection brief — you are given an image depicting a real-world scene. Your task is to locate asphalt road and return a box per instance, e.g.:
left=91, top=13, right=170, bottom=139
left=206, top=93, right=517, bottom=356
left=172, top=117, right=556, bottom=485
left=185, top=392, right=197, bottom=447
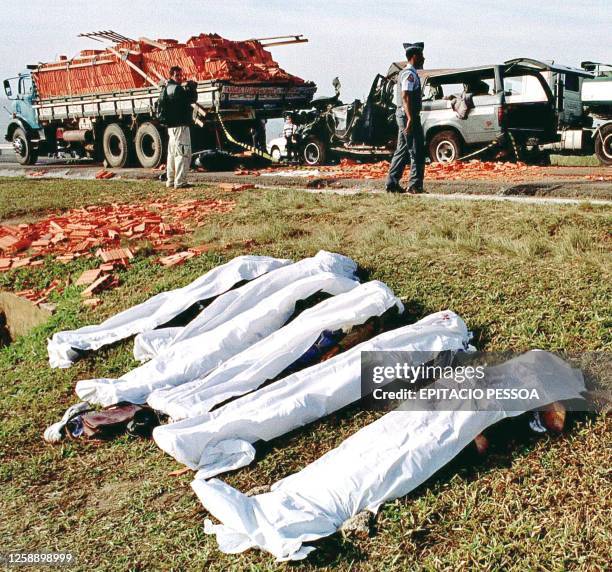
left=1, top=148, right=611, bottom=206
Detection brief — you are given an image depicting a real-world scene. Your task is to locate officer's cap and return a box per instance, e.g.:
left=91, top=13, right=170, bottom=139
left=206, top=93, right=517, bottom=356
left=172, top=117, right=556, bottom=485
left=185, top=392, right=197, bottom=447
left=404, top=42, right=425, bottom=58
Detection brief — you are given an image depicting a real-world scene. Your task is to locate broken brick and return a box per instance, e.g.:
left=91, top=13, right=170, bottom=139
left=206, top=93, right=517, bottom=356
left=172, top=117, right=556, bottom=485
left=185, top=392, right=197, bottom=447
left=76, top=268, right=103, bottom=286
left=81, top=274, right=114, bottom=298
left=218, top=183, right=256, bottom=192
left=188, top=244, right=211, bottom=255
left=159, top=251, right=195, bottom=267
left=0, top=236, right=19, bottom=251
left=82, top=297, right=102, bottom=308
left=95, top=247, right=134, bottom=263
left=11, top=257, right=32, bottom=269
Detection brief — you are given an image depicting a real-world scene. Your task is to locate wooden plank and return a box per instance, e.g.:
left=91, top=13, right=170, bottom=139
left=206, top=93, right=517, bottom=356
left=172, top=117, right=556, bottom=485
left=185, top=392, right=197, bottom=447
left=139, top=37, right=168, bottom=50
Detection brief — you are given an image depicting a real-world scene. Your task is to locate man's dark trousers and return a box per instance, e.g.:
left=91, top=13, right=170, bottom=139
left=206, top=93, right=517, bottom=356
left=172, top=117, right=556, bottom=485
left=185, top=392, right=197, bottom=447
left=386, top=111, right=425, bottom=190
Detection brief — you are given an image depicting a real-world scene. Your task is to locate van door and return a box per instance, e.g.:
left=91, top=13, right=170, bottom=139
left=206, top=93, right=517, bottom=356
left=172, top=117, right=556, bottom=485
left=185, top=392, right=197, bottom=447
left=501, top=69, right=557, bottom=142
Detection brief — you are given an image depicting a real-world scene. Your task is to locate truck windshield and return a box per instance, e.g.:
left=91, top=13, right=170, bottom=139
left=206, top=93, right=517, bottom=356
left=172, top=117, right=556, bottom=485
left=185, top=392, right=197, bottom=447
left=18, top=75, right=33, bottom=96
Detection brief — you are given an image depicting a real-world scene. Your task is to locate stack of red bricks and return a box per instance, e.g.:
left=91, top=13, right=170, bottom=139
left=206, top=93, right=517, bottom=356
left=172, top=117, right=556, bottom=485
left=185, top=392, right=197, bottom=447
left=32, top=33, right=307, bottom=98
left=33, top=49, right=147, bottom=97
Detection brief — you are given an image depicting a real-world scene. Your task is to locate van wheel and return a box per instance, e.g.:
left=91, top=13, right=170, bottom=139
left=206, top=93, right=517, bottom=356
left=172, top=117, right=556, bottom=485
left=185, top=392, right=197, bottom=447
left=428, top=130, right=462, bottom=163
left=594, top=124, right=612, bottom=166
left=12, top=127, right=38, bottom=165
left=102, top=123, right=133, bottom=168
left=135, top=122, right=165, bottom=168
left=302, top=137, right=326, bottom=166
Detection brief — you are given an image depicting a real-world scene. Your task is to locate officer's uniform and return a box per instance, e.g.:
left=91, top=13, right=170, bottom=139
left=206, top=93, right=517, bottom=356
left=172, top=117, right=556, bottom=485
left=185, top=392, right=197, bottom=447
left=386, top=43, right=425, bottom=192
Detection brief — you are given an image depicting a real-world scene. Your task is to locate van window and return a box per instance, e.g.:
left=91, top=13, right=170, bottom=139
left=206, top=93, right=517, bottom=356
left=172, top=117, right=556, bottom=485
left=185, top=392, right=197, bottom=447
left=564, top=73, right=580, bottom=92
left=504, top=74, right=548, bottom=102
left=427, top=78, right=494, bottom=99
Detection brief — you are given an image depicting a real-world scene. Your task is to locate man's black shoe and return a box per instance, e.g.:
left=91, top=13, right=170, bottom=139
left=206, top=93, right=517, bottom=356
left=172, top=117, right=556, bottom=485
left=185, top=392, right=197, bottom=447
left=385, top=184, right=406, bottom=193
left=407, top=186, right=426, bottom=194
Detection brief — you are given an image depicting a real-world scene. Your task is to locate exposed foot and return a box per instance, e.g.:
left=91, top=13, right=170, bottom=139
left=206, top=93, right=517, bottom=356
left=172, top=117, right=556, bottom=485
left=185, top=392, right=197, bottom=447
left=340, top=510, right=374, bottom=539
left=473, top=433, right=490, bottom=455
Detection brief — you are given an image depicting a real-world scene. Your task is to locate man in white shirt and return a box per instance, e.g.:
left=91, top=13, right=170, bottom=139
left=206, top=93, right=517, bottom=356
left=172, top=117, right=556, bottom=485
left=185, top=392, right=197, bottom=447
left=386, top=42, right=426, bottom=193
left=283, top=114, right=299, bottom=162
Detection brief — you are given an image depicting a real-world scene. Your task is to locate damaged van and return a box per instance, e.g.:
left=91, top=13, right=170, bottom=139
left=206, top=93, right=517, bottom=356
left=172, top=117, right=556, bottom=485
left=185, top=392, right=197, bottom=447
left=297, top=59, right=559, bottom=165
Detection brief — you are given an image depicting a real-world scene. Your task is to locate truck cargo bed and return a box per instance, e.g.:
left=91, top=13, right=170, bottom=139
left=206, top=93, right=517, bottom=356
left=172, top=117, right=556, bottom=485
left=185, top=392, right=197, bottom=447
left=33, top=81, right=316, bottom=122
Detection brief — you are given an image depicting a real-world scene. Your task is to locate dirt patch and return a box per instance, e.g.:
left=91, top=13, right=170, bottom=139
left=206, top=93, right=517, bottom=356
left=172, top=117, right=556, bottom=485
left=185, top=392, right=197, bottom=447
left=0, top=291, right=52, bottom=344
left=499, top=183, right=562, bottom=197
left=87, top=480, right=140, bottom=515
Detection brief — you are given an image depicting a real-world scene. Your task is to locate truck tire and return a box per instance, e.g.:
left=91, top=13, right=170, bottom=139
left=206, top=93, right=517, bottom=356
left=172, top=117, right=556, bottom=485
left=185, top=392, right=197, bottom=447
left=12, top=127, right=38, bottom=165
left=428, top=130, right=462, bottom=163
left=302, top=137, right=327, bottom=166
left=135, top=122, right=165, bottom=168
left=102, top=123, right=133, bottom=168
left=594, top=124, right=612, bottom=166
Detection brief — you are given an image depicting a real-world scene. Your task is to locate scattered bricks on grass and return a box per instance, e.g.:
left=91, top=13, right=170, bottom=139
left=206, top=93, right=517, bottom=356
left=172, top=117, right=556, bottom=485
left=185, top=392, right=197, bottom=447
left=82, top=297, right=102, bottom=308
left=0, top=199, right=236, bottom=272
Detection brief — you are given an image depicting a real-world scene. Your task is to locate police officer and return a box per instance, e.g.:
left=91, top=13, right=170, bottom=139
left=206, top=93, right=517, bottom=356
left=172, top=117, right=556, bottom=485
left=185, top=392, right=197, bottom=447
left=386, top=42, right=426, bottom=193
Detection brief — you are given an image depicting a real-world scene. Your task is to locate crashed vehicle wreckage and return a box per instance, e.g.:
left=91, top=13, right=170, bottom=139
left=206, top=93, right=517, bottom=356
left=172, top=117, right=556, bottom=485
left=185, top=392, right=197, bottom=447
left=291, top=58, right=561, bottom=165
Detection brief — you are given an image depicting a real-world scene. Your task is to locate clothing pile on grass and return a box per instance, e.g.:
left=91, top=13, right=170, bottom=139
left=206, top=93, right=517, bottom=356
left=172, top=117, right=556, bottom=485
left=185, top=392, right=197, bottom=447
left=43, top=250, right=588, bottom=562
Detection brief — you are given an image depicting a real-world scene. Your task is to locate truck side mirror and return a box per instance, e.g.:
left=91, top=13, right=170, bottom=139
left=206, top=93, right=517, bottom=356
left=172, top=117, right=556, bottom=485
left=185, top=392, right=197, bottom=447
left=3, top=79, right=12, bottom=98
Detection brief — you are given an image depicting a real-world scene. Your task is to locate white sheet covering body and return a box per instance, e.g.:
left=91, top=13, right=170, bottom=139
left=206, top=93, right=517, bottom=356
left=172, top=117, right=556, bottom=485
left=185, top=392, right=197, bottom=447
left=194, top=351, right=585, bottom=561
left=133, top=251, right=358, bottom=362
left=153, top=310, right=470, bottom=474
left=75, top=272, right=359, bottom=406
left=148, top=280, right=403, bottom=420
left=47, top=255, right=290, bottom=368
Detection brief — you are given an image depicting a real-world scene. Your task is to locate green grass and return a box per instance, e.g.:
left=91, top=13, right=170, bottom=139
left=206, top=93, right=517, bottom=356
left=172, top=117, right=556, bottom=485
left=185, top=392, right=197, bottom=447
left=550, top=154, right=601, bottom=167
left=0, top=179, right=610, bottom=571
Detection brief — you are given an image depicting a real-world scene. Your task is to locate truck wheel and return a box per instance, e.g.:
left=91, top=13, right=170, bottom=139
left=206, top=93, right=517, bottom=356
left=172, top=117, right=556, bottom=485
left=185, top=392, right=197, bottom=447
left=594, top=124, right=612, bottom=166
left=135, top=122, right=165, bottom=168
left=302, top=137, right=327, bottom=166
left=428, top=130, right=462, bottom=163
left=12, top=127, right=38, bottom=165
left=102, top=123, right=133, bottom=168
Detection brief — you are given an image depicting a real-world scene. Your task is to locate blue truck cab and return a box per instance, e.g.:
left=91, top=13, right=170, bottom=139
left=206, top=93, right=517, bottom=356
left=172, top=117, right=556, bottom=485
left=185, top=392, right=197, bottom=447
left=3, top=72, right=46, bottom=164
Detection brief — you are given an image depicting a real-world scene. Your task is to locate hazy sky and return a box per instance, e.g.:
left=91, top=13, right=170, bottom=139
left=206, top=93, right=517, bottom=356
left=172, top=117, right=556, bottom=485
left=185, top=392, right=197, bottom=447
left=1, top=0, right=610, bottom=102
